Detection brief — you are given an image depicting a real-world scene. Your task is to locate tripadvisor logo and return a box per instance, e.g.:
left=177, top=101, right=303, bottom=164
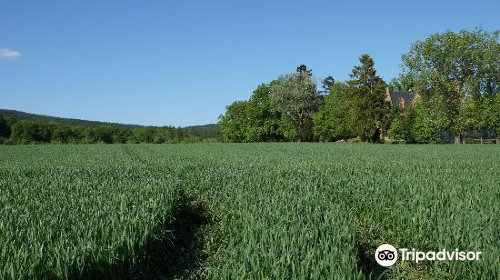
left=375, top=244, right=481, bottom=267
left=375, top=244, right=398, bottom=267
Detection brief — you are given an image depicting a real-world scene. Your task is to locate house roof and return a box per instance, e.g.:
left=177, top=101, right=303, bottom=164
left=390, top=91, right=416, bottom=105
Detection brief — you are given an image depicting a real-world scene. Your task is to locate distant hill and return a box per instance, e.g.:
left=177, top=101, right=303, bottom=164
left=0, top=109, right=220, bottom=134
left=0, top=109, right=142, bottom=128
left=0, top=109, right=222, bottom=143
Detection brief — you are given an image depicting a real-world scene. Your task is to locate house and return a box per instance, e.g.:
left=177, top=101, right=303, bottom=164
left=385, top=87, right=419, bottom=109
left=379, top=88, right=420, bottom=141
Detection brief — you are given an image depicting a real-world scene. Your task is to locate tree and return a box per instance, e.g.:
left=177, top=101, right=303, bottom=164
left=245, top=84, right=284, bottom=142
left=296, top=64, right=313, bottom=77
left=492, top=94, right=500, bottom=138
left=52, top=124, right=79, bottom=143
left=270, top=70, right=320, bottom=141
left=320, top=76, right=335, bottom=94
left=388, top=106, right=415, bottom=142
left=402, top=28, right=500, bottom=143
left=112, top=127, right=132, bottom=143
left=218, top=101, right=249, bottom=142
left=0, top=116, right=10, bottom=138
left=388, top=73, right=415, bottom=92
left=130, top=127, right=155, bottom=143
left=219, top=82, right=300, bottom=143
left=347, top=54, right=391, bottom=142
left=313, top=82, right=355, bottom=141
left=412, top=96, right=452, bottom=143
left=82, top=126, right=115, bottom=144
left=10, top=121, right=53, bottom=143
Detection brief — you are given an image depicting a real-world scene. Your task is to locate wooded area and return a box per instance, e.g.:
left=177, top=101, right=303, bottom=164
left=219, top=28, right=500, bottom=143
left=0, top=115, right=220, bottom=144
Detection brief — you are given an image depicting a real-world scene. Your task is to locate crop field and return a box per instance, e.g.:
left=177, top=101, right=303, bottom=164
left=0, top=144, right=498, bottom=279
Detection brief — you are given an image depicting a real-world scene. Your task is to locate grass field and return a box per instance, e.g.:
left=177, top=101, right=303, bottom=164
left=0, top=144, right=498, bottom=279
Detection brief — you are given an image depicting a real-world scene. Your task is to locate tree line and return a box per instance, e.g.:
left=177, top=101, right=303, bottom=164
left=0, top=117, right=220, bottom=144
left=219, top=28, right=500, bottom=143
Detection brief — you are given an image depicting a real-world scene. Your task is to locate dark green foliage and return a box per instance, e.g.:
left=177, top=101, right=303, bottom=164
left=411, top=96, right=452, bottom=143
left=51, top=125, right=82, bottom=144
left=313, top=82, right=355, bottom=141
left=111, top=128, right=133, bottom=144
left=10, top=121, right=53, bottom=144
left=183, top=124, right=221, bottom=140
left=219, top=84, right=288, bottom=142
left=0, top=110, right=221, bottom=145
left=219, top=101, right=249, bottom=142
left=0, top=116, right=10, bottom=138
left=296, top=64, right=312, bottom=76
left=130, top=127, right=156, bottom=144
left=494, top=94, right=500, bottom=136
left=320, top=76, right=335, bottom=94
left=347, top=54, right=391, bottom=142
left=0, top=109, right=141, bottom=128
left=245, top=84, right=284, bottom=142
left=388, top=73, right=414, bottom=92
left=314, top=56, right=391, bottom=142
left=1, top=119, right=218, bottom=145
left=388, top=107, right=415, bottom=142
left=402, top=28, right=500, bottom=139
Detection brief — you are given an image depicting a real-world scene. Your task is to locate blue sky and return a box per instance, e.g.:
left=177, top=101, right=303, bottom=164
left=1, top=1, right=499, bottom=126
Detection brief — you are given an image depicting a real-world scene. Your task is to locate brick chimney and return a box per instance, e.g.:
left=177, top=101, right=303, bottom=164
left=385, top=87, right=392, bottom=105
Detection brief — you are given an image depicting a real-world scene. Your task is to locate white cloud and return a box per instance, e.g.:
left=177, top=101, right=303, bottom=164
left=0, top=48, right=22, bottom=60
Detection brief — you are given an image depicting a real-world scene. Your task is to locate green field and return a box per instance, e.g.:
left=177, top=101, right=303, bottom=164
left=0, top=144, right=498, bottom=279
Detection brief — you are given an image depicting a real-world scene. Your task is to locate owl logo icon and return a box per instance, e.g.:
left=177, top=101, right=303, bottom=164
left=375, top=244, right=398, bottom=266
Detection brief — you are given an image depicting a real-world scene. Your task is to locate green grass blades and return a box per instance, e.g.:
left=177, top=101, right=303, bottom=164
left=0, top=144, right=498, bottom=279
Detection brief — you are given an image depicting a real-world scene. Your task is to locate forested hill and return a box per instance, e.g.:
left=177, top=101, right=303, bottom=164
left=0, top=109, right=221, bottom=144
left=0, top=109, right=220, bottom=131
left=0, top=109, right=141, bottom=128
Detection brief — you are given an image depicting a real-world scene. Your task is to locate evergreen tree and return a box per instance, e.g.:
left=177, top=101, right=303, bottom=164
left=296, top=64, right=313, bottom=77
left=320, top=76, right=335, bottom=94
left=347, top=54, right=391, bottom=142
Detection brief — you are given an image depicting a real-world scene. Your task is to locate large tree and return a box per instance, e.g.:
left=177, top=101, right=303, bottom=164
left=218, top=84, right=289, bottom=142
left=412, top=95, right=452, bottom=143
left=402, top=28, right=500, bottom=143
left=347, top=54, right=391, bottom=142
left=270, top=66, right=320, bottom=141
left=218, top=101, right=249, bottom=142
left=313, top=82, right=355, bottom=141
left=245, top=84, right=284, bottom=142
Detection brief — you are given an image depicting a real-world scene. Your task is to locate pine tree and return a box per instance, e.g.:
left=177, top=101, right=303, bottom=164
left=321, top=76, right=335, bottom=94
left=347, top=54, right=391, bottom=142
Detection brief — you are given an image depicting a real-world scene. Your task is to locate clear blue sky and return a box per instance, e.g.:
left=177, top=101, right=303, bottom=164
left=1, top=0, right=499, bottom=126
